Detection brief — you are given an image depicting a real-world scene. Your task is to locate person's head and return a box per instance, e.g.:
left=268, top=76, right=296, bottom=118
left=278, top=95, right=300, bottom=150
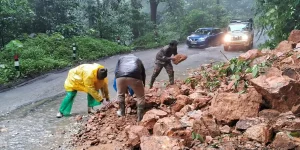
left=169, top=40, right=178, bottom=49
left=97, top=68, right=107, bottom=80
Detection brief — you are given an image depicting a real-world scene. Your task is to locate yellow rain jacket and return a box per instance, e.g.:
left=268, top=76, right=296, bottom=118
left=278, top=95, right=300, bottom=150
left=64, top=63, right=109, bottom=101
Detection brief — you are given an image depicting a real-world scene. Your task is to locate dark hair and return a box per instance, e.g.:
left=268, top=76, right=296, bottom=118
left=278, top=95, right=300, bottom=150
left=97, top=68, right=107, bottom=80
left=169, top=40, right=178, bottom=46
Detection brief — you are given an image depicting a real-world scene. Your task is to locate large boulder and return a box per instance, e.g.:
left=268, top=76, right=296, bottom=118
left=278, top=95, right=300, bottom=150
left=141, top=109, right=168, bottom=130
left=270, top=132, right=300, bottom=149
left=243, top=123, right=273, bottom=144
left=274, top=40, right=294, bottom=53
left=288, top=30, right=300, bottom=43
left=140, top=136, right=184, bottom=150
left=209, top=88, right=262, bottom=124
left=125, top=125, right=150, bottom=147
left=251, top=67, right=300, bottom=112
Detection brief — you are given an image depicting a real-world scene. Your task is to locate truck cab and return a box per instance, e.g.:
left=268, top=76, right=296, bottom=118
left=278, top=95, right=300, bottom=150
left=223, top=19, right=254, bottom=51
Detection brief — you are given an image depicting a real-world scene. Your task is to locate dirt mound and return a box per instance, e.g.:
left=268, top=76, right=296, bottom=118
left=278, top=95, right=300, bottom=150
left=72, top=30, right=300, bottom=150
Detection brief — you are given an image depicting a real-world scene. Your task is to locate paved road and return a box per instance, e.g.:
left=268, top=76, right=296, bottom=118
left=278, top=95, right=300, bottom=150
left=0, top=32, right=266, bottom=149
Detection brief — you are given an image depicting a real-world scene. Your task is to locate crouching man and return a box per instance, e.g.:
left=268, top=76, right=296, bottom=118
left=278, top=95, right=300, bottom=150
left=115, top=54, right=146, bottom=121
left=57, top=63, right=110, bottom=118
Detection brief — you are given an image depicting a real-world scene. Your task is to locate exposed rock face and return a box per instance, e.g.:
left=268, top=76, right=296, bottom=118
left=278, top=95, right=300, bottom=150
left=251, top=67, right=300, bottom=113
left=209, top=88, right=262, bottom=124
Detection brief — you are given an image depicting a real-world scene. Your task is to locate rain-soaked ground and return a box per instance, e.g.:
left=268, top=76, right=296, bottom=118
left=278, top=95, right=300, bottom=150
left=0, top=34, right=267, bottom=150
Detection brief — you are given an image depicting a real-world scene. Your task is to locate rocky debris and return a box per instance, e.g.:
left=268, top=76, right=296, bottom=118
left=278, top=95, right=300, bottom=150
left=141, top=109, right=168, bottom=130
left=209, top=88, right=262, bottom=124
left=272, top=111, right=300, bottom=132
left=180, top=84, right=190, bottom=95
left=192, top=113, right=220, bottom=138
left=172, top=54, right=188, bottom=65
left=274, top=40, right=294, bottom=53
left=160, top=85, right=181, bottom=105
left=243, top=123, right=272, bottom=144
left=179, top=105, right=194, bottom=115
left=125, top=125, right=150, bottom=147
left=220, top=125, right=231, bottom=134
left=140, top=136, right=184, bottom=150
left=171, top=95, right=191, bottom=112
left=258, top=109, right=280, bottom=119
left=72, top=30, right=300, bottom=150
left=251, top=67, right=300, bottom=113
left=239, top=49, right=264, bottom=61
left=288, top=30, right=300, bottom=43
left=269, top=132, right=300, bottom=149
left=236, top=117, right=263, bottom=130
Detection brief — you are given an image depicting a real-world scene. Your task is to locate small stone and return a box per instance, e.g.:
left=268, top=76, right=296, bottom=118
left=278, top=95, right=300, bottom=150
left=205, top=136, right=213, bottom=144
left=220, top=125, right=231, bottom=134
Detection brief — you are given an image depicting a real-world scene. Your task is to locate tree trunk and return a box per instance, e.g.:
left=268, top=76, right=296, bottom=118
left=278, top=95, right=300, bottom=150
left=150, top=0, right=159, bottom=24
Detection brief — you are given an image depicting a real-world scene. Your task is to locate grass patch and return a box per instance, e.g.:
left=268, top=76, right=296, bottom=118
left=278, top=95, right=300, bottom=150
left=0, top=33, right=131, bottom=85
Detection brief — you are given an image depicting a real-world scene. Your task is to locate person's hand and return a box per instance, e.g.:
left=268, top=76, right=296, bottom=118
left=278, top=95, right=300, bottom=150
left=101, top=99, right=113, bottom=110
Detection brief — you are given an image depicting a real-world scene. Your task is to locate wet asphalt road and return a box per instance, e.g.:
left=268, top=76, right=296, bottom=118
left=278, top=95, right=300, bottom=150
left=0, top=33, right=267, bottom=150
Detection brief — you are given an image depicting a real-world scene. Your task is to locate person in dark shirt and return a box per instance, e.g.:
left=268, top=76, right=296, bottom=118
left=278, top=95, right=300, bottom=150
left=149, top=40, right=178, bottom=89
left=115, top=54, right=146, bottom=121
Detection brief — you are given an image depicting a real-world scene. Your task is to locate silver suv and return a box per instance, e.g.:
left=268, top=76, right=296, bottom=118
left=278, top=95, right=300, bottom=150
left=223, top=19, right=254, bottom=51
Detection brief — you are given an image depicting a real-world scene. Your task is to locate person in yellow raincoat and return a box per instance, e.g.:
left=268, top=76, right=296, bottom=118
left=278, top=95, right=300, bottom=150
left=56, top=63, right=110, bottom=118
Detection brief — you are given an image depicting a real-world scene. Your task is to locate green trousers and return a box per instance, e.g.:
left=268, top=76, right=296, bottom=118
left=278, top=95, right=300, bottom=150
left=59, top=91, right=102, bottom=116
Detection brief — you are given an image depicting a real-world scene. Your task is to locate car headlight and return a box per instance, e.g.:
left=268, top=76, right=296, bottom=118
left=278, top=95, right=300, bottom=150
left=224, top=34, right=232, bottom=42
left=187, top=36, right=190, bottom=40
left=242, top=35, right=249, bottom=41
left=199, top=37, right=206, bottom=41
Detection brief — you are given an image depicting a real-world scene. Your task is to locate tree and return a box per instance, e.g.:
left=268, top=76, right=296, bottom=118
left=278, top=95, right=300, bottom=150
left=0, top=0, right=33, bottom=48
left=255, top=0, right=300, bottom=48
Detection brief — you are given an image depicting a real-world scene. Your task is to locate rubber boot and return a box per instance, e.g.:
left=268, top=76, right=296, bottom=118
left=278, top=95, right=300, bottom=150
left=169, top=71, right=175, bottom=85
left=149, top=76, right=156, bottom=89
left=118, top=100, right=125, bottom=117
left=137, top=104, right=145, bottom=122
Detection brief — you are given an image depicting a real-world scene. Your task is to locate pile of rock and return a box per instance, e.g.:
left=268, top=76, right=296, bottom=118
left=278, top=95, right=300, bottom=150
left=73, top=30, right=300, bottom=150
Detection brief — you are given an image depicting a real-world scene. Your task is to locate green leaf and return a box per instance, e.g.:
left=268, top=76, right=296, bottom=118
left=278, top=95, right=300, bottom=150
left=192, top=132, right=196, bottom=139
left=245, top=67, right=252, bottom=73
left=230, top=64, right=235, bottom=72
left=252, top=65, right=259, bottom=77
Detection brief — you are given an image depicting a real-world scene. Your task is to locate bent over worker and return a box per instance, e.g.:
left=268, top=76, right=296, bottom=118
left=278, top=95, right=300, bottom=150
left=149, top=40, right=178, bottom=89
left=115, top=54, right=146, bottom=121
left=56, top=63, right=110, bottom=118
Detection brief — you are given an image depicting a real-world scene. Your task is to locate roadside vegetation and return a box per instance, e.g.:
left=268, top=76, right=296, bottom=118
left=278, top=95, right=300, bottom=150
left=0, top=0, right=255, bottom=85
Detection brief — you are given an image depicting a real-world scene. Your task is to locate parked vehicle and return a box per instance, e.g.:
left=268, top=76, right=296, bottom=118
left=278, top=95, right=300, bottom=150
left=223, top=19, right=254, bottom=51
left=186, top=28, right=224, bottom=48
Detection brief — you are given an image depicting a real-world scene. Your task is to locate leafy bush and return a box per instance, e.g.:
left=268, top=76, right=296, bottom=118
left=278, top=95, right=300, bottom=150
left=0, top=33, right=131, bottom=84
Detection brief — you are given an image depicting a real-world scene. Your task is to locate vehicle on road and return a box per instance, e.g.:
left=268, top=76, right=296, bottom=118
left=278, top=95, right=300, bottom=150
left=186, top=28, right=224, bottom=48
left=223, top=19, right=254, bottom=51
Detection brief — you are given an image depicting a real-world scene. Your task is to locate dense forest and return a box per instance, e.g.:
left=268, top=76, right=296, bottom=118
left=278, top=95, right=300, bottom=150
left=3, top=0, right=300, bottom=84
left=0, top=0, right=254, bottom=49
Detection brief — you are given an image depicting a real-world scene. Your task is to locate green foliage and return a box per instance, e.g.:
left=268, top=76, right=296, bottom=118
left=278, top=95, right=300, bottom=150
left=192, top=132, right=204, bottom=143
left=0, top=34, right=131, bottom=84
left=255, top=0, right=300, bottom=48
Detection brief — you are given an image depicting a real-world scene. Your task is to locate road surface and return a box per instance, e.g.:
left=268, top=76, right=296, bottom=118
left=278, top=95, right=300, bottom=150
left=0, top=33, right=266, bottom=150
